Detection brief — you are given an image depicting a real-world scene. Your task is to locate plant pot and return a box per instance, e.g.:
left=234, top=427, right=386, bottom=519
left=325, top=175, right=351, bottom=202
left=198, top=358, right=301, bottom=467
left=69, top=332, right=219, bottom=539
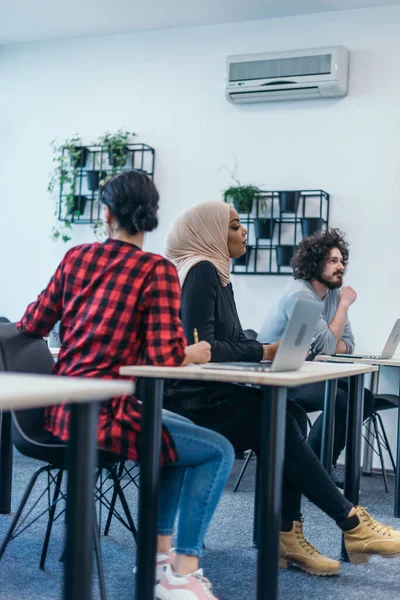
left=86, top=170, right=106, bottom=191
left=278, top=191, right=301, bottom=213
left=108, top=148, right=128, bottom=168
left=254, top=218, right=275, bottom=240
left=276, top=245, right=295, bottom=267
left=301, top=217, right=324, bottom=238
left=70, top=147, right=89, bottom=169
left=232, top=196, right=253, bottom=214
left=233, top=247, right=251, bottom=267
left=67, top=195, right=87, bottom=217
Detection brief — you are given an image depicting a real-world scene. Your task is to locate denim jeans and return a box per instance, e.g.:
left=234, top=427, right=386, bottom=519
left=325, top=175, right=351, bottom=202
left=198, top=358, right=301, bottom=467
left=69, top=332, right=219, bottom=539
left=157, top=411, right=235, bottom=557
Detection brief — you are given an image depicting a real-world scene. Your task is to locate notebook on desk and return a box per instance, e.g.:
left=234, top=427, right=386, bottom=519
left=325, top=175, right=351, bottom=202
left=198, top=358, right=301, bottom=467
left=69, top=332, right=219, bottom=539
left=202, top=298, right=323, bottom=373
left=334, top=318, right=400, bottom=360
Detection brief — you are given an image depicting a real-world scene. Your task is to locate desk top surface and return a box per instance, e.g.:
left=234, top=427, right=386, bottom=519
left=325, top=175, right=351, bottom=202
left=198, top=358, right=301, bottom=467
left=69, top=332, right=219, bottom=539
left=120, top=361, right=377, bottom=387
left=316, top=355, right=400, bottom=368
left=0, top=373, right=134, bottom=411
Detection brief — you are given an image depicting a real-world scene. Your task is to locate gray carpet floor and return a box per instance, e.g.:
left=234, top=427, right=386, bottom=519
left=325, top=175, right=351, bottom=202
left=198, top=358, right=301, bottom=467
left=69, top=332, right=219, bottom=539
left=0, top=451, right=399, bottom=600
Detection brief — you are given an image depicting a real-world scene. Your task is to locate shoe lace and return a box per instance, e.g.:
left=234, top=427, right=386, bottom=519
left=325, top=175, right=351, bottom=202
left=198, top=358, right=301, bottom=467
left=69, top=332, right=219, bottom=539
left=356, top=506, right=393, bottom=536
left=192, top=573, right=215, bottom=598
left=294, top=522, right=319, bottom=556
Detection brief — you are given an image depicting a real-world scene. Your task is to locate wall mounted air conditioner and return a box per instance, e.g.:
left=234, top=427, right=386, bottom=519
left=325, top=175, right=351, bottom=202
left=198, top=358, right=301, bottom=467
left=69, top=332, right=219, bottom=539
left=226, top=46, right=349, bottom=104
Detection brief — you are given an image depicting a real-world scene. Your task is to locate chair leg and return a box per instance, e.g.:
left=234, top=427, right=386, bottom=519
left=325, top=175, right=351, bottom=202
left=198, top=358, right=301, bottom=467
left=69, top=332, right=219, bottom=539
left=375, top=412, right=396, bottom=474
left=93, top=508, right=107, bottom=600
left=233, top=451, right=254, bottom=493
left=103, top=461, right=124, bottom=536
left=0, top=465, right=49, bottom=560
left=372, top=414, right=389, bottom=493
left=40, top=469, right=64, bottom=570
left=107, top=466, right=137, bottom=542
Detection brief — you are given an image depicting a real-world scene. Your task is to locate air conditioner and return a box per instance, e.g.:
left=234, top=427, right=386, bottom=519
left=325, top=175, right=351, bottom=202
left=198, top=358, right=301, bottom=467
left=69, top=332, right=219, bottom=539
left=226, top=46, right=349, bottom=104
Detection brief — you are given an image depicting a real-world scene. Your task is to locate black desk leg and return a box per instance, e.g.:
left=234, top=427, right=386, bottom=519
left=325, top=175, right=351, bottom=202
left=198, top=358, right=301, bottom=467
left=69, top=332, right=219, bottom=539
left=341, top=374, right=364, bottom=561
left=257, top=386, right=287, bottom=600
left=395, top=376, right=400, bottom=517
left=135, top=378, right=164, bottom=600
left=64, top=402, right=99, bottom=600
left=320, top=379, right=338, bottom=473
left=0, top=412, right=13, bottom=514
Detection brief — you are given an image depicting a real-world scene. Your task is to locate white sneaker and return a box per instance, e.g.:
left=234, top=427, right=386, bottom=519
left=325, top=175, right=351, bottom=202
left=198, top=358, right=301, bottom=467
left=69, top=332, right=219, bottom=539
left=133, top=548, right=176, bottom=583
left=156, top=564, right=218, bottom=600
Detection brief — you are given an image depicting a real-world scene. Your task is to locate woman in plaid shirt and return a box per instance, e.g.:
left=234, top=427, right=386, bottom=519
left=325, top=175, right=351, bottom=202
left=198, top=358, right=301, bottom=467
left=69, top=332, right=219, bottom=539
left=18, top=171, right=234, bottom=600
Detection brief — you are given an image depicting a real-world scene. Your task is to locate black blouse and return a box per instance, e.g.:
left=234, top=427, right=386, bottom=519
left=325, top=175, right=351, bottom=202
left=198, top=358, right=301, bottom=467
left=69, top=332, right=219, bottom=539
left=180, top=261, right=263, bottom=362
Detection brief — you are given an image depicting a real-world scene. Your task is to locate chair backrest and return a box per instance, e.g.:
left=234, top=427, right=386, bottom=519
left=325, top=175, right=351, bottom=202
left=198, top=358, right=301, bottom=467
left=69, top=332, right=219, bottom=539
left=244, top=328, right=258, bottom=340
left=0, top=317, right=10, bottom=324
left=0, top=323, right=55, bottom=444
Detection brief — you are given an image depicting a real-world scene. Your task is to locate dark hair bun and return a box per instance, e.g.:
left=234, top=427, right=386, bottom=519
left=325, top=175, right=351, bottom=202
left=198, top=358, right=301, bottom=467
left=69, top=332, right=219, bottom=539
left=100, top=170, right=159, bottom=235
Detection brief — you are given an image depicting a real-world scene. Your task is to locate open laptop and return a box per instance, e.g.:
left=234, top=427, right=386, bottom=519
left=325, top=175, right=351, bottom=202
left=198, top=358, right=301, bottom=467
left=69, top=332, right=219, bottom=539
left=335, top=318, right=400, bottom=360
left=202, top=298, right=323, bottom=373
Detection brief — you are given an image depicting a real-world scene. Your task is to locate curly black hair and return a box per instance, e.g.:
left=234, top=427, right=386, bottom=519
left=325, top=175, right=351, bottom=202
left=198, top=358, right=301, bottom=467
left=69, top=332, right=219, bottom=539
left=100, top=170, right=159, bottom=235
left=291, top=228, right=349, bottom=281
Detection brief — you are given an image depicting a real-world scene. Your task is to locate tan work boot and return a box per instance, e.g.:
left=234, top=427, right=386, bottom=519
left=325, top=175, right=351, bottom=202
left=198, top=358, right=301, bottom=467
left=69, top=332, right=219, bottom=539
left=280, top=521, right=340, bottom=576
left=344, top=506, right=400, bottom=564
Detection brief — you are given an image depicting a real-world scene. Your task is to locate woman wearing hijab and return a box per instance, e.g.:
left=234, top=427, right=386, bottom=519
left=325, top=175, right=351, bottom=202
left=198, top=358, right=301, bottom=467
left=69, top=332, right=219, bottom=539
left=164, top=200, right=400, bottom=577
left=17, top=173, right=234, bottom=600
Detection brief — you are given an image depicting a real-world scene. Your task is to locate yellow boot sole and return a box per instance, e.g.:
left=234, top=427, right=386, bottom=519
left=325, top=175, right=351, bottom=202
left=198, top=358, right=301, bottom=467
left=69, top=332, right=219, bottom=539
left=279, top=557, right=340, bottom=576
left=349, top=552, right=400, bottom=565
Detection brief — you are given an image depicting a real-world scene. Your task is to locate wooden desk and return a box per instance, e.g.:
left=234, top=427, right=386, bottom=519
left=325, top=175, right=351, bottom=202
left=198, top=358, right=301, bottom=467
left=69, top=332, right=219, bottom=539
left=316, top=354, right=400, bottom=516
left=0, top=373, right=134, bottom=600
left=120, top=361, right=377, bottom=600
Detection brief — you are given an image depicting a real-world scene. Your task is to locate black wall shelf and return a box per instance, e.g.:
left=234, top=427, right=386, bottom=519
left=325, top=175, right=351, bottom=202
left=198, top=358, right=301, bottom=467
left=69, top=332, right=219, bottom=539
left=57, top=143, right=155, bottom=225
left=232, top=189, right=330, bottom=276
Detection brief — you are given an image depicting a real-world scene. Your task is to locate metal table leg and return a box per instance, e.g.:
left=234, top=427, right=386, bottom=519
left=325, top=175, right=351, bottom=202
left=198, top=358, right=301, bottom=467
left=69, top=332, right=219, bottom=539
left=320, top=379, right=338, bottom=473
left=257, top=386, right=287, bottom=600
left=341, top=375, right=364, bottom=561
left=0, top=412, right=13, bottom=514
left=64, top=401, right=99, bottom=600
left=395, top=375, right=400, bottom=517
left=362, top=370, right=379, bottom=475
left=135, top=378, right=164, bottom=600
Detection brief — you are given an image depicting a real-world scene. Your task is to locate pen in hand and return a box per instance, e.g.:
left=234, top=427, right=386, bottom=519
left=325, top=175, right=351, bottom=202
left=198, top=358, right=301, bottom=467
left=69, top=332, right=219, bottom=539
left=193, top=328, right=199, bottom=344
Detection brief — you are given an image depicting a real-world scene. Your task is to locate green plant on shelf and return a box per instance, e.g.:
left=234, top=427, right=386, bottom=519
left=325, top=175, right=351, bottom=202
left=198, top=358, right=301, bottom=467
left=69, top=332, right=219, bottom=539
left=219, top=158, right=261, bottom=214
left=96, top=129, right=136, bottom=173
left=48, top=135, right=87, bottom=242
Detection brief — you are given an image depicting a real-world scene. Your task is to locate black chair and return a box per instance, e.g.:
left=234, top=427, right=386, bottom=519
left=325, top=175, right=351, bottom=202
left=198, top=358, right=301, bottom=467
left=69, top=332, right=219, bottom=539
left=0, top=323, right=137, bottom=598
left=363, top=393, right=398, bottom=493
left=243, top=328, right=257, bottom=340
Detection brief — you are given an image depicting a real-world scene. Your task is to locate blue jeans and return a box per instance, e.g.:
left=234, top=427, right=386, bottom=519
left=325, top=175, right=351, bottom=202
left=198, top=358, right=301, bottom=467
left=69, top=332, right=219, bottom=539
left=157, top=412, right=235, bottom=557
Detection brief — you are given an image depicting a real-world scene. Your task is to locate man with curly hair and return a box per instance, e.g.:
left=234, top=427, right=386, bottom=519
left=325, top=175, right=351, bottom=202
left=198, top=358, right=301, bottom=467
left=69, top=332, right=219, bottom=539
left=258, top=229, right=374, bottom=487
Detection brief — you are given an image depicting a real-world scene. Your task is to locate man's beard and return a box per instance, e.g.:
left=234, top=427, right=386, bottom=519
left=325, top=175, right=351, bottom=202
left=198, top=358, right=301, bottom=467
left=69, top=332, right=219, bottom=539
left=317, top=272, right=343, bottom=290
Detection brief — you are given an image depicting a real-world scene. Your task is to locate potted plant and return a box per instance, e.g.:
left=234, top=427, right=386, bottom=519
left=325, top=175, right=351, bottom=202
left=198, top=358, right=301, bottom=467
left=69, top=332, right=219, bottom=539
left=97, top=129, right=136, bottom=172
left=232, top=246, right=252, bottom=267
left=278, top=191, right=301, bottom=213
left=86, top=152, right=107, bottom=191
left=254, top=195, right=275, bottom=240
left=301, top=217, right=324, bottom=238
left=223, top=185, right=259, bottom=214
left=67, top=195, right=88, bottom=217
left=276, top=245, right=296, bottom=267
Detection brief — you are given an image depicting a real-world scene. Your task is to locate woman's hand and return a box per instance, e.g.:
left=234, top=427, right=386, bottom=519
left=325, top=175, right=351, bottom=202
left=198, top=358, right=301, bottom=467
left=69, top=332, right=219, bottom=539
left=262, top=341, right=280, bottom=361
left=182, top=341, right=211, bottom=365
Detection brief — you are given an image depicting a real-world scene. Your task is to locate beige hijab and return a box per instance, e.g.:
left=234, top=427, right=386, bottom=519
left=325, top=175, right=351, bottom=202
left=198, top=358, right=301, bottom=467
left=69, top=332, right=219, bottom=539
left=165, top=201, right=232, bottom=287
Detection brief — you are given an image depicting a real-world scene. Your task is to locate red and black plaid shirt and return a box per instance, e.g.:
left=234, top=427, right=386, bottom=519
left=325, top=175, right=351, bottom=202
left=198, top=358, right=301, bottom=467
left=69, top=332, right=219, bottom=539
left=17, top=239, right=187, bottom=465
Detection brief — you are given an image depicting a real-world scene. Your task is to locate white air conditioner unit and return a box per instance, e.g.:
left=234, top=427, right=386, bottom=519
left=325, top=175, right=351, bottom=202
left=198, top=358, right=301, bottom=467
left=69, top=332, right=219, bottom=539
left=226, top=46, right=349, bottom=104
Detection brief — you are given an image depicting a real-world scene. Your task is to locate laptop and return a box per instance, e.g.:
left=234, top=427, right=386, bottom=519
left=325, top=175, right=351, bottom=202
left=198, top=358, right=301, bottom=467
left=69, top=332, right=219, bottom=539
left=335, top=318, right=400, bottom=360
left=202, top=298, right=323, bottom=373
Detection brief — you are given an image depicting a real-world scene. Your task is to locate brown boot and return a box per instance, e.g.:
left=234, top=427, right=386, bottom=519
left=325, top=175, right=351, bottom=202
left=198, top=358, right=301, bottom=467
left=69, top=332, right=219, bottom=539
left=280, top=521, right=340, bottom=576
left=344, top=506, right=400, bottom=564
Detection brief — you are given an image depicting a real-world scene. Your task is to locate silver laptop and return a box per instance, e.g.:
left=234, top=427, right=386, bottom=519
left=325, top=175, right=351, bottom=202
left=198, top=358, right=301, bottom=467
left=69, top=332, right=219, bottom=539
left=202, top=298, right=323, bottom=373
left=335, top=318, right=400, bottom=360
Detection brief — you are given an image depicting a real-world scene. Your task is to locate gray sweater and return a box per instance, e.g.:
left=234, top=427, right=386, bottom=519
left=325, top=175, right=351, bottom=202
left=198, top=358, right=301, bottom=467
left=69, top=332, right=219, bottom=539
left=257, top=279, right=355, bottom=355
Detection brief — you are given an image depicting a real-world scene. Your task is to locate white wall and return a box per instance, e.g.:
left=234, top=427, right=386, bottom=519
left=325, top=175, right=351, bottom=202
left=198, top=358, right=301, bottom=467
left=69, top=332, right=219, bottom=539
left=1, top=4, right=399, bottom=468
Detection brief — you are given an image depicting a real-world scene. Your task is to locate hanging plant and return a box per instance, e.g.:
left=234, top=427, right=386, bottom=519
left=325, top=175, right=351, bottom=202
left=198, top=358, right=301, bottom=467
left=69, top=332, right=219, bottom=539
left=96, top=129, right=136, bottom=173
left=48, top=135, right=86, bottom=242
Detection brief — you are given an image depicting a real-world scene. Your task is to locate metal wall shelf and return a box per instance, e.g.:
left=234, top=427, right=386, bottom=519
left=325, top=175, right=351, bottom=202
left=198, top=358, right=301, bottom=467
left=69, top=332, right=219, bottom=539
left=57, top=143, right=155, bottom=225
left=232, top=189, right=330, bottom=276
